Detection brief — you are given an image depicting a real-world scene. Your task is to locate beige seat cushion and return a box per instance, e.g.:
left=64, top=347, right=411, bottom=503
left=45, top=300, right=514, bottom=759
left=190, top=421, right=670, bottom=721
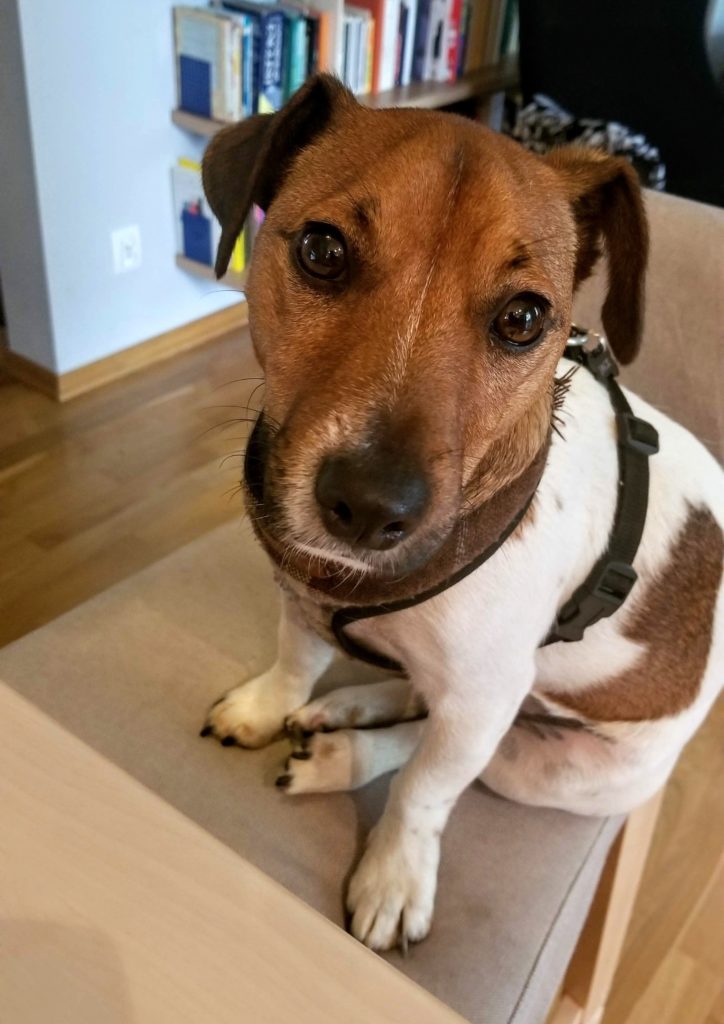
left=573, top=189, right=724, bottom=462
left=0, top=524, right=620, bottom=1024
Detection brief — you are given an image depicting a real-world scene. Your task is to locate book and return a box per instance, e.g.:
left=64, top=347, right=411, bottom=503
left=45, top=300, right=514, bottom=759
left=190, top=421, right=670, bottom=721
left=411, top=0, right=432, bottom=80
left=283, top=8, right=309, bottom=97
left=444, top=0, right=463, bottom=82
left=240, top=13, right=260, bottom=115
left=346, top=5, right=374, bottom=93
left=354, top=0, right=399, bottom=92
left=299, top=0, right=345, bottom=75
left=172, top=158, right=245, bottom=272
left=456, top=0, right=471, bottom=77
left=399, top=0, right=418, bottom=85
left=220, top=1, right=287, bottom=112
left=463, top=0, right=490, bottom=75
left=174, top=6, right=237, bottom=121
left=484, top=0, right=505, bottom=65
left=499, top=0, right=518, bottom=57
left=426, top=0, right=447, bottom=82
left=259, top=8, right=286, bottom=110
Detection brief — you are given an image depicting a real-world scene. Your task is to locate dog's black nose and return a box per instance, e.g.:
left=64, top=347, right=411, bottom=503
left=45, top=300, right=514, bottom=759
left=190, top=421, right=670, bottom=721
left=315, top=452, right=429, bottom=550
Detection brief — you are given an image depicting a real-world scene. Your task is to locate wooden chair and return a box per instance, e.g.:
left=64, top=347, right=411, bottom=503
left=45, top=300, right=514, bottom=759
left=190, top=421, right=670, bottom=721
left=547, top=791, right=664, bottom=1024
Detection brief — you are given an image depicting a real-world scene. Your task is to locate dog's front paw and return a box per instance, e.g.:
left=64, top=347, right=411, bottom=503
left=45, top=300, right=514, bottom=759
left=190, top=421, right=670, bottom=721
left=275, top=730, right=356, bottom=794
left=346, top=817, right=440, bottom=951
left=200, top=673, right=296, bottom=749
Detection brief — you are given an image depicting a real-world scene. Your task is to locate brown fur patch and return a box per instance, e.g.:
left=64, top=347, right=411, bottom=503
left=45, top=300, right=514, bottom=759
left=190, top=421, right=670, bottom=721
left=546, top=506, right=723, bottom=722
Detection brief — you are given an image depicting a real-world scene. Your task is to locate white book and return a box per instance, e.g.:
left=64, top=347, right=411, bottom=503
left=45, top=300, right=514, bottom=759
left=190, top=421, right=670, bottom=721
left=433, top=0, right=454, bottom=81
left=347, top=6, right=372, bottom=93
left=378, top=0, right=401, bottom=92
left=425, top=0, right=447, bottom=82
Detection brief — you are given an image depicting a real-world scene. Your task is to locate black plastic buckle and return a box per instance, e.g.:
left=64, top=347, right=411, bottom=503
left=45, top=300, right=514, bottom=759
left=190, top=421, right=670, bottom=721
left=617, top=412, right=660, bottom=456
left=551, top=561, right=638, bottom=642
left=584, top=342, right=619, bottom=381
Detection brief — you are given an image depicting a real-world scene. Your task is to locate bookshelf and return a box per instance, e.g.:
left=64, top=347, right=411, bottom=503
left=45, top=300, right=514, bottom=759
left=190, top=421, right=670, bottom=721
left=175, top=254, right=247, bottom=291
left=173, top=55, right=519, bottom=290
left=172, top=55, right=519, bottom=137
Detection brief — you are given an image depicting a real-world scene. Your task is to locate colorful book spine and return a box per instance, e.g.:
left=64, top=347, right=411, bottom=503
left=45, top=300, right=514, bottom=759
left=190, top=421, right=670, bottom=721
left=445, top=0, right=462, bottom=82
left=228, top=20, right=243, bottom=120
left=240, top=15, right=258, bottom=116
left=396, top=2, right=408, bottom=86
left=426, top=0, right=447, bottom=81
left=400, top=0, right=417, bottom=84
left=305, top=13, right=320, bottom=76
left=258, top=9, right=286, bottom=112
left=379, top=0, right=401, bottom=90
left=365, top=16, right=375, bottom=91
left=411, top=0, right=431, bottom=80
left=286, top=11, right=309, bottom=96
left=456, top=0, right=471, bottom=77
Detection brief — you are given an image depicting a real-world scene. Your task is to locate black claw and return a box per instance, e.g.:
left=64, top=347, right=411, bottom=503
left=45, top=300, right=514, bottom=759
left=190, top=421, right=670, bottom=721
left=221, top=735, right=237, bottom=747
left=199, top=725, right=212, bottom=737
left=285, top=721, right=312, bottom=743
left=275, top=774, right=291, bottom=789
left=291, top=749, right=312, bottom=760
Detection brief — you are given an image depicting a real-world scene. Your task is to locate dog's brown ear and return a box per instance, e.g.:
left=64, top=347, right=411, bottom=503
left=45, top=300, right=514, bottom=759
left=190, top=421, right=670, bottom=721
left=202, top=75, right=354, bottom=278
left=545, top=147, right=648, bottom=364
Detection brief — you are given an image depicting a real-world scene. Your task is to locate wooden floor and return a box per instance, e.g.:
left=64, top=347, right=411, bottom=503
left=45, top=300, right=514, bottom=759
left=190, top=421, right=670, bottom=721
left=1, top=330, right=722, bottom=1023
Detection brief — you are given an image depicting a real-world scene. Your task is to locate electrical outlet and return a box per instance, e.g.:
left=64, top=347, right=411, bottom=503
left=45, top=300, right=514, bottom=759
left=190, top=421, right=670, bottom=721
left=111, top=225, right=142, bottom=274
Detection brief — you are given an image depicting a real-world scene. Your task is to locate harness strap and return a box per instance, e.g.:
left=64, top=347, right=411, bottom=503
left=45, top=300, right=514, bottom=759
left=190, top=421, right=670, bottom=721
left=543, top=332, right=659, bottom=644
left=331, top=328, right=659, bottom=668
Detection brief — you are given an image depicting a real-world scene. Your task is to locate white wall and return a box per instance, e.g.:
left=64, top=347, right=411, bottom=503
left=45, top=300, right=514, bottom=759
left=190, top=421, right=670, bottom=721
left=2, top=0, right=241, bottom=375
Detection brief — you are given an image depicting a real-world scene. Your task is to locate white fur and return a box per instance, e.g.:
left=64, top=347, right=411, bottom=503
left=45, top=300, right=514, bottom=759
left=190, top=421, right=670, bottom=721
left=209, top=359, right=724, bottom=949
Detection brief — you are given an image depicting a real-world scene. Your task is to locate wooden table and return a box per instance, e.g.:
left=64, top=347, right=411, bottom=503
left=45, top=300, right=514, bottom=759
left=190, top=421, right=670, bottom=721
left=0, top=683, right=464, bottom=1024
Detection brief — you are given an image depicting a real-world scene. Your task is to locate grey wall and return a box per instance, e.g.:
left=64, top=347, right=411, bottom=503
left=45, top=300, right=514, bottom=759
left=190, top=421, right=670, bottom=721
left=0, top=0, right=57, bottom=370
left=0, top=0, right=242, bottom=376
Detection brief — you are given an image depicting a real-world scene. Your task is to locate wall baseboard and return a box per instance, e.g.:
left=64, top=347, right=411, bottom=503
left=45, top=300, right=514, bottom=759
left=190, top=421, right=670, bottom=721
left=2, top=302, right=248, bottom=402
left=2, top=349, right=58, bottom=398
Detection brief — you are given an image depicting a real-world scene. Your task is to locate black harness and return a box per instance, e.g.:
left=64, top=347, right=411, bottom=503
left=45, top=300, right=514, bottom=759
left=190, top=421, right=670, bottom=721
left=330, top=328, right=660, bottom=673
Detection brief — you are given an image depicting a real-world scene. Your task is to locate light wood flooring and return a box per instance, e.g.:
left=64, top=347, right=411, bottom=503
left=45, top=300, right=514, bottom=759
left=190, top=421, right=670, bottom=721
left=1, top=328, right=722, bottom=1023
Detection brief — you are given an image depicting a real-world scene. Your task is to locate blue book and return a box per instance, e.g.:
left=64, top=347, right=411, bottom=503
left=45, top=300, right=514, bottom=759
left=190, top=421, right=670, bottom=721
left=283, top=10, right=308, bottom=98
left=240, top=13, right=261, bottom=114
left=222, top=2, right=283, bottom=114
left=256, top=9, right=286, bottom=111
left=412, top=0, right=432, bottom=81
left=179, top=55, right=212, bottom=117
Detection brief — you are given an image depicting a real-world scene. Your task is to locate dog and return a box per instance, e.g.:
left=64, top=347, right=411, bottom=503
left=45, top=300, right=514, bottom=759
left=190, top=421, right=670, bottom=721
left=199, top=75, right=724, bottom=952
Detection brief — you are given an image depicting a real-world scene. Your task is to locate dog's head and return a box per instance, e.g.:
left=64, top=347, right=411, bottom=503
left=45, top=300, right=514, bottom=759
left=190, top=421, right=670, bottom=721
left=203, top=76, right=647, bottom=577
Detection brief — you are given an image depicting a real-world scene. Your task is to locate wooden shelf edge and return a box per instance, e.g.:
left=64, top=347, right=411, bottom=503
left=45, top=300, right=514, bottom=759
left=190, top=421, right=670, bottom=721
left=171, top=55, right=519, bottom=135
left=175, top=254, right=248, bottom=292
left=363, top=54, right=519, bottom=110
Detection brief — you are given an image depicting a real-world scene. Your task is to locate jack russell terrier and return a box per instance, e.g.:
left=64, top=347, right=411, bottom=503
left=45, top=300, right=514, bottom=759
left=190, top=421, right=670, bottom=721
left=199, top=76, right=724, bottom=952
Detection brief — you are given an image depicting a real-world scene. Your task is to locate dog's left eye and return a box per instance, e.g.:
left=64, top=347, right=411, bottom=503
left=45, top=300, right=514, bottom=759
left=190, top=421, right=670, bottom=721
left=296, top=223, right=347, bottom=281
left=492, top=294, right=547, bottom=349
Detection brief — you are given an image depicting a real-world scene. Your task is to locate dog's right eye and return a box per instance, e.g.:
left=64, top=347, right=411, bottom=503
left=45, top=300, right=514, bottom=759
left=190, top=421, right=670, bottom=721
left=296, top=223, right=348, bottom=281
